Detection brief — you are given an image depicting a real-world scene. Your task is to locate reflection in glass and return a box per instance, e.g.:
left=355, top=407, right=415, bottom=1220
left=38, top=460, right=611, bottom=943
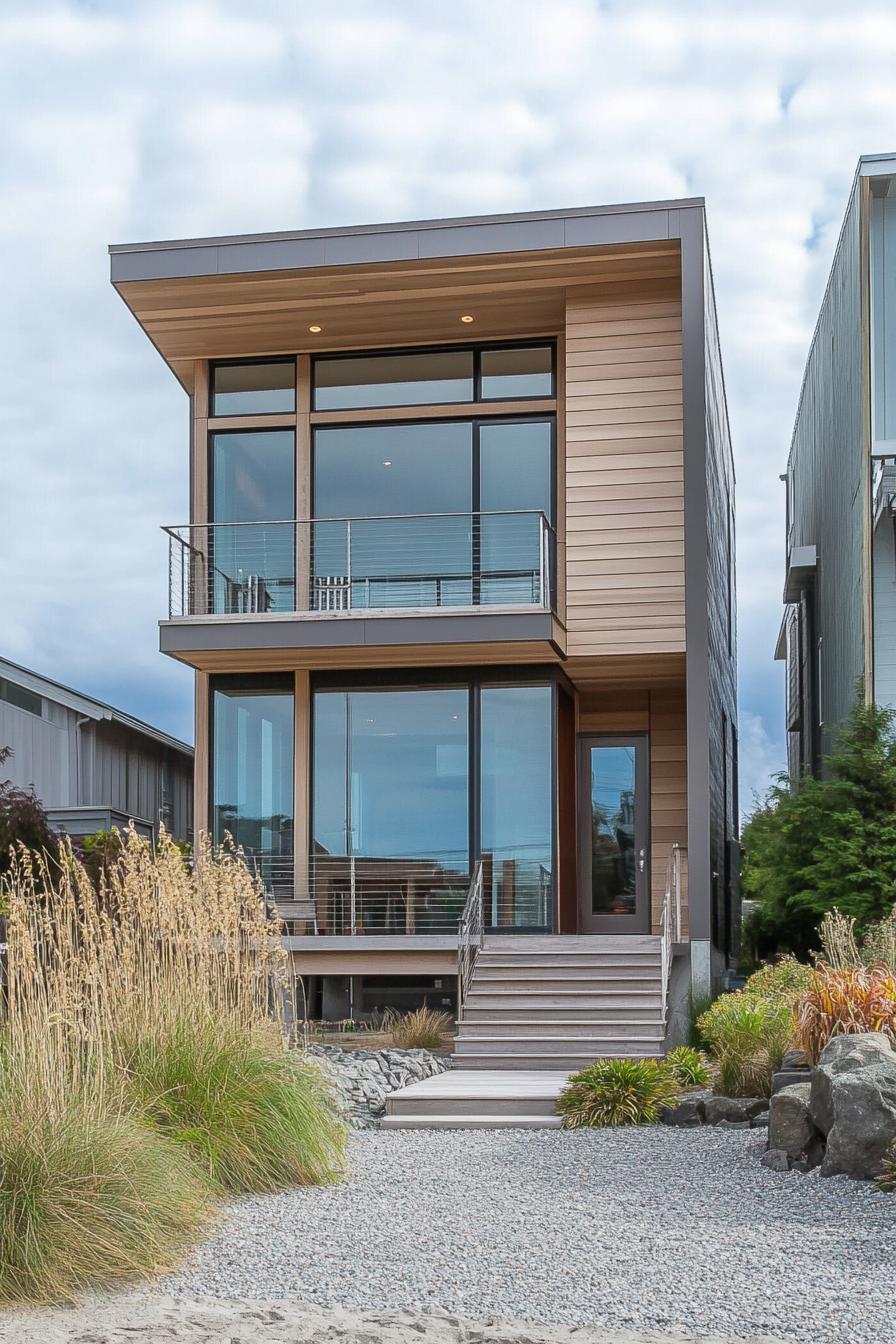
left=481, top=685, right=553, bottom=928
left=480, top=419, right=552, bottom=605
left=211, top=362, right=295, bottom=416
left=312, top=688, right=469, bottom=934
left=314, top=350, right=474, bottom=410
left=312, top=422, right=472, bottom=608
left=212, top=686, right=293, bottom=887
left=211, top=431, right=295, bottom=613
left=481, top=346, right=553, bottom=399
left=590, top=746, right=636, bottom=917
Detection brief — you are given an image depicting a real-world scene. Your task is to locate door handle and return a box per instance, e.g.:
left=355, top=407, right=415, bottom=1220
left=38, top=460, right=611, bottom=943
left=638, top=848, right=646, bottom=872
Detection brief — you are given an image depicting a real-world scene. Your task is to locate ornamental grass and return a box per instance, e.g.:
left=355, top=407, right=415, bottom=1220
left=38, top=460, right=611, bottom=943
left=793, top=963, right=896, bottom=1064
left=0, top=829, right=345, bottom=1303
left=556, top=1058, right=681, bottom=1128
left=387, top=1005, right=454, bottom=1051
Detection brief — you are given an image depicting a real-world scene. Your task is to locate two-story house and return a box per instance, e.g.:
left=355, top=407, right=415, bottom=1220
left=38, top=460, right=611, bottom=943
left=779, top=153, right=896, bottom=779
left=110, top=197, right=736, bottom=1070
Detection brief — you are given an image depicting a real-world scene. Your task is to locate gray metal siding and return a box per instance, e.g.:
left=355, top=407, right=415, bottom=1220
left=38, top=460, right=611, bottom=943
left=1, top=696, right=192, bottom=841
left=703, top=231, right=739, bottom=961
left=787, top=184, right=866, bottom=767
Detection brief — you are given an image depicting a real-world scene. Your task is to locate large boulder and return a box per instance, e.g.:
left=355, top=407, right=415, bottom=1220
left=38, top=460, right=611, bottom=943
left=768, top=1082, right=817, bottom=1159
left=821, top=1060, right=896, bottom=1180
left=703, top=1095, right=767, bottom=1124
left=810, top=1032, right=896, bottom=1136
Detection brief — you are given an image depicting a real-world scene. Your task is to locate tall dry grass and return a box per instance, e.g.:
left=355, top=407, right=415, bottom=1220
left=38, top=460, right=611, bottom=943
left=0, top=829, right=345, bottom=1302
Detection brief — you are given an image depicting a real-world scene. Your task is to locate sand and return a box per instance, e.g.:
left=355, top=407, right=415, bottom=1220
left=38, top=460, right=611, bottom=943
left=0, top=1294, right=787, bottom=1343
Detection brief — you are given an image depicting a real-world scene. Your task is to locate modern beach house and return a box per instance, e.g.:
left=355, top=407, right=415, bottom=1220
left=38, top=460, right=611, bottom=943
left=779, top=153, right=896, bottom=780
left=110, top=197, right=736, bottom=1078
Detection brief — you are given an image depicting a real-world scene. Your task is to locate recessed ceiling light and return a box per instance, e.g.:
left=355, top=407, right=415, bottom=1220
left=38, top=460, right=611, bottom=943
left=308, top=324, right=322, bottom=333
left=382, top=459, right=393, bottom=467
left=460, top=314, right=474, bottom=324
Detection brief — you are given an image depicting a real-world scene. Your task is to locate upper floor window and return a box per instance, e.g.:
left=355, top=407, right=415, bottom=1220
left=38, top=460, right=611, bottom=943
left=211, top=360, right=296, bottom=416
left=312, top=342, right=554, bottom=412
left=0, top=677, right=43, bottom=718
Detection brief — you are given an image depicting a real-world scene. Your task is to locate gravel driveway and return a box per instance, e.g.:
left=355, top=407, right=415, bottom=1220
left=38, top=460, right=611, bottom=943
left=165, top=1128, right=895, bottom=1344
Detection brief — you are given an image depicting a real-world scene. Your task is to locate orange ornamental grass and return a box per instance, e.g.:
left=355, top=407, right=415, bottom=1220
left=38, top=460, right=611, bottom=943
left=794, top=963, right=896, bottom=1064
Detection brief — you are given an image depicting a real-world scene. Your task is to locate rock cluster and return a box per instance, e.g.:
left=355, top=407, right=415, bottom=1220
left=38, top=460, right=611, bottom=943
left=661, top=1091, right=769, bottom=1130
left=306, top=1044, right=451, bottom=1127
left=764, top=1031, right=896, bottom=1179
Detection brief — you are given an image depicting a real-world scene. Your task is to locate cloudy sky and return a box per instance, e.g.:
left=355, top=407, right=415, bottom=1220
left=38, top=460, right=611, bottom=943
left=2, top=0, right=896, bottom=808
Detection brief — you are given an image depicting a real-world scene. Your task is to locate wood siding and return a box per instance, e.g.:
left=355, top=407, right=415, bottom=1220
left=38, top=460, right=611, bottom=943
left=578, top=686, right=687, bottom=936
left=564, top=279, right=684, bottom=656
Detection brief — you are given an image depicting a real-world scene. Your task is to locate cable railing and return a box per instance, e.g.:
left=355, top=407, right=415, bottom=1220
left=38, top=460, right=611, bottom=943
left=164, top=510, right=555, bottom=619
left=242, top=848, right=553, bottom=937
left=660, top=843, right=684, bottom=1021
left=457, top=861, right=484, bottom=1015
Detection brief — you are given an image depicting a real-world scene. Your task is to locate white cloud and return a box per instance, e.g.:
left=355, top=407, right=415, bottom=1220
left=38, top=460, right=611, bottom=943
left=2, top=0, right=895, bottom=754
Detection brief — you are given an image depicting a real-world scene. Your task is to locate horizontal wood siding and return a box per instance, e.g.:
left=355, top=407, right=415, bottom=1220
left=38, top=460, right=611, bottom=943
left=578, top=685, right=687, bottom=937
left=565, top=280, right=684, bottom=656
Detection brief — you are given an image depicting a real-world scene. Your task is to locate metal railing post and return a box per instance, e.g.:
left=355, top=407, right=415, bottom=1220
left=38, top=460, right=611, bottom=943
left=345, top=518, right=352, bottom=609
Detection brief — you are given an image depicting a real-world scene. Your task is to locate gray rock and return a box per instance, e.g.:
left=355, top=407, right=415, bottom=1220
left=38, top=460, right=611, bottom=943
left=772, top=1068, right=812, bottom=1094
left=749, top=1111, right=770, bottom=1128
left=660, top=1097, right=704, bottom=1127
left=821, top=1059, right=896, bottom=1180
left=760, top=1148, right=791, bottom=1171
left=791, top=1137, right=825, bottom=1174
left=781, top=1049, right=810, bottom=1070
left=703, top=1095, right=767, bottom=1124
left=768, top=1082, right=817, bottom=1159
left=715, top=1119, right=751, bottom=1130
left=811, top=1032, right=896, bottom=1136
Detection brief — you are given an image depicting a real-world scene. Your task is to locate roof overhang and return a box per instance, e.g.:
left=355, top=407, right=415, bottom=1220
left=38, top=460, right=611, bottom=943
left=109, top=198, right=701, bottom=392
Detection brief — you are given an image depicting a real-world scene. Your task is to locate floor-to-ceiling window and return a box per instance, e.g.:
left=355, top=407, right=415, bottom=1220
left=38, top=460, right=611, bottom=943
left=310, top=674, right=555, bottom=933
left=210, top=429, right=295, bottom=613
left=211, top=678, right=294, bottom=889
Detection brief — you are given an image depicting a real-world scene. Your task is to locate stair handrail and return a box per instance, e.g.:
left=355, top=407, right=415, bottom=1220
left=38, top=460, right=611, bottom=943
left=660, top=843, right=683, bottom=1020
left=457, top=860, right=484, bottom=1018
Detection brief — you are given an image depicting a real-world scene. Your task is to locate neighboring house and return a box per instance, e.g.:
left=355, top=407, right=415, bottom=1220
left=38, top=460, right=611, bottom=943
left=779, top=153, right=896, bottom=780
left=0, top=656, right=193, bottom=841
left=110, top=196, right=736, bottom=1063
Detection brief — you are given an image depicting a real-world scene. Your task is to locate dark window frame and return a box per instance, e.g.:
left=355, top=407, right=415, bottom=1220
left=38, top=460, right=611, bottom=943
left=207, top=673, right=296, bottom=856
left=310, top=339, right=556, bottom=413
left=209, top=356, right=297, bottom=418
left=309, top=665, right=560, bottom=933
left=208, top=425, right=298, bottom=523
left=0, top=677, right=44, bottom=719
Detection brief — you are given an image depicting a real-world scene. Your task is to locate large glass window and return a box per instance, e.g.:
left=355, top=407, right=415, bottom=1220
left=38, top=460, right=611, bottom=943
left=313, top=421, right=473, bottom=608
left=211, top=430, right=295, bottom=613
left=481, top=685, right=553, bottom=928
left=211, top=361, right=295, bottom=416
left=313, top=350, right=474, bottom=411
left=480, top=419, right=553, bottom=604
left=481, top=345, right=553, bottom=399
left=212, top=683, right=294, bottom=883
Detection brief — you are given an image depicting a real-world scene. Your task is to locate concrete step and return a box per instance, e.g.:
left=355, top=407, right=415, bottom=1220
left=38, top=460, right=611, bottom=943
left=472, top=974, right=660, bottom=992
left=483, top=935, right=661, bottom=951
left=456, top=1019, right=665, bottom=1039
left=381, top=1113, right=563, bottom=1130
left=453, top=1051, right=661, bottom=1069
left=386, top=1092, right=562, bottom=1117
left=477, top=952, right=661, bottom=967
left=455, top=1034, right=664, bottom=1055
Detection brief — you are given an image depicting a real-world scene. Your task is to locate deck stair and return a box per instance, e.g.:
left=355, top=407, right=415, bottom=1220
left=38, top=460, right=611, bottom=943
left=453, top=934, right=666, bottom=1072
left=383, top=934, right=667, bottom=1129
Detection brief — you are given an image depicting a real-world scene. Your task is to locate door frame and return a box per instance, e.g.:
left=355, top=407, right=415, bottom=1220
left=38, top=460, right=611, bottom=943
left=576, top=733, right=651, bottom=935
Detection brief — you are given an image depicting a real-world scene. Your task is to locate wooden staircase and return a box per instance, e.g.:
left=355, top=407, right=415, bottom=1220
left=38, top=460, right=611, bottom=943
left=453, top=935, right=666, bottom=1071
left=382, top=934, right=667, bottom=1129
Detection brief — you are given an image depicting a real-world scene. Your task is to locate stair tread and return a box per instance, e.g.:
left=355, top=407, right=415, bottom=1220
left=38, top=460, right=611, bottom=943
left=382, top=1114, right=563, bottom=1129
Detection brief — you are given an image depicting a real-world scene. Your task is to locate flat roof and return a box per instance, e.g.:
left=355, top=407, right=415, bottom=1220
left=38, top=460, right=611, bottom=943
left=109, top=196, right=705, bottom=284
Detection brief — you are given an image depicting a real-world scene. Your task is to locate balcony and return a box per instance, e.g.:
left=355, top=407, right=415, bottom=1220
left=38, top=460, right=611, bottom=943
left=160, top=511, right=562, bottom=669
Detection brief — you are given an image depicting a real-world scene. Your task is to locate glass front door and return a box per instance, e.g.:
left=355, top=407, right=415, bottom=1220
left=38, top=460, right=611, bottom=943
left=578, top=735, right=649, bottom=934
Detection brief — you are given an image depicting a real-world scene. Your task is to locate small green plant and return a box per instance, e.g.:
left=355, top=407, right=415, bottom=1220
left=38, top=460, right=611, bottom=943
left=387, top=1005, right=454, bottom=1051
left=687, top=990, right=714, bottom=1049
left=698, top=994, right=794, bottom=1097
left=556, top=1058, right=680, bottom=1128
left=0, top=1090, right=210, bottom=1305
left=665, top=1045, right=710, bottom=1087
left=119, top=1020, right=346, bottom=1195
left=878, top=1140, right=896, bottom=1193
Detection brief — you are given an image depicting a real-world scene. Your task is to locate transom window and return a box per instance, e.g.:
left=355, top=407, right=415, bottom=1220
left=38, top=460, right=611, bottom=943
left=312, top=342, right=554, bottom=412
left=210, top=360, right=296, bottom=416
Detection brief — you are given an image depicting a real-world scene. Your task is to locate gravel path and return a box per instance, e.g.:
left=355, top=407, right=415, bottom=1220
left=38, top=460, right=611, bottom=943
left=162, top=1128, right=895, bottom=1344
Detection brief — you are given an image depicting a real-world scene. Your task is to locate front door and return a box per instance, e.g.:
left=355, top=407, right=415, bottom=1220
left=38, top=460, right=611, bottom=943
left=578, top=735, right=650, bottom=934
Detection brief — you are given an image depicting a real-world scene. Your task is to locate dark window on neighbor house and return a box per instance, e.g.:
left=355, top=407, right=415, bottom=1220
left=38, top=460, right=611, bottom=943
left=211, top=361, right=296, bottom=416
left=0, top=677, right=43, bottom=718
left=312, top=343, right=554, bottom=412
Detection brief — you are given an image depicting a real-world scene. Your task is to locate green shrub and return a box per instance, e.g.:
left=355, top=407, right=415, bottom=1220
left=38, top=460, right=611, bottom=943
left=665, top=1045, right=710, bottom=1087
left=687, top=990, right=714, bottom=1049
left=387, top=1005, right=454, bottom=1050
left=742, top=956, right=814, bottom=999
left=879, top=1140, right=896, bottom=1193
left=556, top=1058, right=680, bottom=1128
left=697, top=993, right=794, bottom=1097
left=0, top=1091, right=209, bottom=1304
left=119, top=1020, right=346, bottom=1195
